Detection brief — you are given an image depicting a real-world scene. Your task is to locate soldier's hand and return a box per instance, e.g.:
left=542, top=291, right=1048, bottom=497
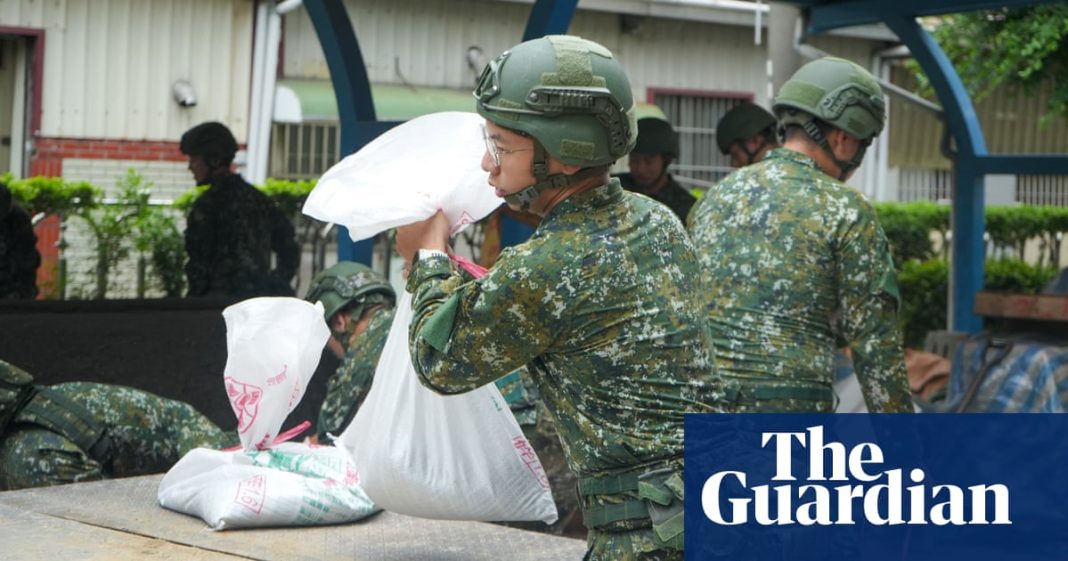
left=395, top=210, right=450, bottom=267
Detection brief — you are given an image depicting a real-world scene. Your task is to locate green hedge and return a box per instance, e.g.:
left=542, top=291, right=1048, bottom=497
left=7, top=174, right=315, bottom=299
left=875, top=202, right=1068, bottom=268
left=898, top=258, right=1057, bottom=347
left=873, top=202, right=950, bottom=265
left=876, top=203, right=1068, bottom=346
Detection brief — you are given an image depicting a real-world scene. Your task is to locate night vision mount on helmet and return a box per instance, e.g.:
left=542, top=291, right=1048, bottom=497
left=474, top=35, right=638, bottom=210
left=305, top=262, right=395, bottom=323
left=773, top=57, right=886, bottom=180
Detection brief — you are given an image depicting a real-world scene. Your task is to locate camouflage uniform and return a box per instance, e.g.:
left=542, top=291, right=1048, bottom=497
left=687, top=147, right=912, bottom=413
left=184, top=174, right=300, bottom=297
left=617, top=173, right=695, bottom=224
left=408, top=179, right=725, bottom=560
left=0, top=382, right=234, bottom=490
left=0, top=185, right=40, bottom=299
left=316, top=307, right=396, bottom=442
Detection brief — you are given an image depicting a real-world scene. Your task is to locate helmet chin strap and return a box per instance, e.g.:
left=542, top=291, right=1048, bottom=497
left=503, top=141, right=602, bottom=211
left=801, top=120, right=868, bottom=181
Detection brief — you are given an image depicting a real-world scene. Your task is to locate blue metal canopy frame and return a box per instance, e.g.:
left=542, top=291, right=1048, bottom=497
left=305, top=0, right=1068, bottom=333
left=302, top=0, right=576, bottom=268
left=784, top=0, right=1068, bottom=332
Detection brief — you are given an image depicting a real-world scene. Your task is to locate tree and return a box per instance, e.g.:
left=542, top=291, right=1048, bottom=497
left=915, top=5, right=1068, bottom=121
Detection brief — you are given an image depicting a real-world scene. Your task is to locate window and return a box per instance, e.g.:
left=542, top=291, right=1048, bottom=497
left=651, top=90, right=752, bottom=190
left=269, top=122, right=340, bottom=180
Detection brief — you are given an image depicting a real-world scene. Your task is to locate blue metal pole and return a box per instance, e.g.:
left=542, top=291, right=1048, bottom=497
left=304, top=0, right=382, bottom=265
left=522, top=0, right=579, bottom=40
left=950, top=165, right=986, bottom=333
left=882, top=14, right=987, bottom=333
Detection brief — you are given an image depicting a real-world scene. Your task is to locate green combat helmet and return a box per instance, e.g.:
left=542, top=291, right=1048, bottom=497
left=716, top=103, right=777, bottom=155
left=304, top=262, right=396, bottom=324
left=773, top=57, right=886, bottom=179
left=180, top=122, right=239, bottom=168
left=633, top=117, right=679, bottom=158
left=474, top=35, right=638, bottom=210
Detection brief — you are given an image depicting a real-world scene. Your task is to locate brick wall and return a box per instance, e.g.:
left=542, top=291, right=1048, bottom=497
left=30, top=137, right=192, bottom=299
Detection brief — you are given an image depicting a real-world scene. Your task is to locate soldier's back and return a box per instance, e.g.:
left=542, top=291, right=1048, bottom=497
left=688, top=148, right=875, bottom=388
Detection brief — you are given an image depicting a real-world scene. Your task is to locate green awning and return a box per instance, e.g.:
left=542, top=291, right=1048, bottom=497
left=275, top=79, right=476, bottom=122
left=276, top=79, right=667, bottom=124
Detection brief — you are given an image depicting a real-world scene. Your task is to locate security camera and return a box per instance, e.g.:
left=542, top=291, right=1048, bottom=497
left=172, top=80, right=197, bottom=108
left=466, top=46, right=484, bottom=73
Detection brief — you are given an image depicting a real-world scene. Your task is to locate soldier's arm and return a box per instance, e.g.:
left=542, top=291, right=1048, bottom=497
left=838, top=199, right=914, bottom=413
left=407, top=250, right=554, bottom=395
left=269, top=206, right=300, bottom=287
left=183, top=202, right=212, bottom=296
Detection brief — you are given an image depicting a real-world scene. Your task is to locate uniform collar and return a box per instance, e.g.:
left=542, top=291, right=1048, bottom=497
left=541, top=178, right=622, bottom=223
left=766, top=147, right=822, bottom=173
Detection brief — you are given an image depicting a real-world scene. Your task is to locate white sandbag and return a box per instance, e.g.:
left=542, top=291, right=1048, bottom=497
left=221, top=297, right=330, bottom=450
left=159, top=297, right=379, bottom=529
left=337, top=292, right=558, bottom=524
left=301, top=111, right=502, bottom=242
left=158, top=442, right=379, bottom=530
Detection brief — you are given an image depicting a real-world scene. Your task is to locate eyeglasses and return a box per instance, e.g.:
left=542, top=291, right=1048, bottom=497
left=481, top=124, right=531, bottom=168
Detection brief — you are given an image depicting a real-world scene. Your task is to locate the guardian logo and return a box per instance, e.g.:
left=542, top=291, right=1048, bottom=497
left=701, top=426, right=1011, bottom=527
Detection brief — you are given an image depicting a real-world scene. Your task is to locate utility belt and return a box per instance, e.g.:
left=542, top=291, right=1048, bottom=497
left=723, top=379, right=833, bottom=412
left=577, top=458, right=684, bottom=550
left=11, top=386, right=115, bottom=467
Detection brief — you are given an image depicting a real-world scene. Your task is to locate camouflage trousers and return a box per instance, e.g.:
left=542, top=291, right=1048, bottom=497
left=584, top=528, right=684, bottom=561
left=0, top=382, right=234, bottom=490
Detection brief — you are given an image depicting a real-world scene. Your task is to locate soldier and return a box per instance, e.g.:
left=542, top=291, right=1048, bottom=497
left=0, top=182, right=40, bottom=299
left=687, top=57, right=912, bottom=413
left=617, top=117, right=696, bottom=222
left=303, top=261, right=397, bottom=442
left=396, top=35, right=726, bottom=560
left=304, top=262, right=582, bottom=535
left=715, top=102, right=779, bottom=169
left=714, top=102, right=867, bottom=413
left=0, top=360, right=233, bottom=490
left=180, top=122, right=300, bottom=297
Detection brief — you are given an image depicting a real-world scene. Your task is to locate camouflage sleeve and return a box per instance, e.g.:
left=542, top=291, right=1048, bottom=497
left=183, top=200, right=212, bottom=296
left=837, top=200, right=913, bottom=413
left=269, top=207, right=300, bottom=291
left=407, top=250, right=554, bottom=395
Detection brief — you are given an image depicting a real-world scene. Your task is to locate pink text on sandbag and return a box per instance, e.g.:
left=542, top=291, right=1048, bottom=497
left=513, top=435, right=551, bottom=490
left=235, top=474, right=267, bottom=514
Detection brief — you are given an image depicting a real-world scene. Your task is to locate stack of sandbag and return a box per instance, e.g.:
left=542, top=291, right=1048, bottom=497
left=158, top=298, right=379, bottom=529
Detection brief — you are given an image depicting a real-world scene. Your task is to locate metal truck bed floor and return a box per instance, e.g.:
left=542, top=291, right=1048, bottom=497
left=0, top=475, right=586, bottom=560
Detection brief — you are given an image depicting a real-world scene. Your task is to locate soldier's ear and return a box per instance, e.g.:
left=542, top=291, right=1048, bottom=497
left=328, top=313, right=347, bottom=333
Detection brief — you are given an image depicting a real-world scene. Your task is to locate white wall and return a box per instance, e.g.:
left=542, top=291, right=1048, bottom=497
left=280, top=0, right=880, bottom=108
left=0, top=0, right=254, bottom=142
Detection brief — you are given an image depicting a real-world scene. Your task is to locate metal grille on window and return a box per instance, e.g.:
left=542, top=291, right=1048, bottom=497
left=269, top=122, right=340, bottom=181
left=652, top=93, right=749, bottom=191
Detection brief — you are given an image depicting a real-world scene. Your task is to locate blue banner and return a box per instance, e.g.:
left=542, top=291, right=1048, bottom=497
left=684, top=414, right=1068, bottom=561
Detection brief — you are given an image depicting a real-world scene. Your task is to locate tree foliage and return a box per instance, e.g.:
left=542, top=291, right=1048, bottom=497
left=916, top=5, right=1068, bottom=120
